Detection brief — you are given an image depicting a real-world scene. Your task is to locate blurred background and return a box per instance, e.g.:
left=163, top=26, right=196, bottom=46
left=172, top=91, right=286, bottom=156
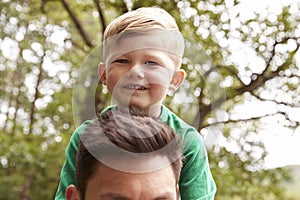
left=0, top=0, right=300, bottom=199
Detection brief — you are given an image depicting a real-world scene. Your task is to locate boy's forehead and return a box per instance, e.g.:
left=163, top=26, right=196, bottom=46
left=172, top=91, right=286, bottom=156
left=103, top=30, right=184, bottom=66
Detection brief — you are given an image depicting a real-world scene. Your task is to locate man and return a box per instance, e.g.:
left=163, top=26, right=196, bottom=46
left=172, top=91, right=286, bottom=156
left=66, top=109, right=183, bottom=200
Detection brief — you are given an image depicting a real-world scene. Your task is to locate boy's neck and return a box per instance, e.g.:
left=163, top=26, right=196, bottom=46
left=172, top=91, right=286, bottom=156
left=117, top=105, right=162, bottom=118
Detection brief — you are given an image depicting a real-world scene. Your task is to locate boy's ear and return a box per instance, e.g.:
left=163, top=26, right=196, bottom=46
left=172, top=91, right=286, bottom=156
left=98, top=63, right=107, bottom=85
left=169, top=69, right=185, bottom=91
left=65, top=185, right=81, bottom=200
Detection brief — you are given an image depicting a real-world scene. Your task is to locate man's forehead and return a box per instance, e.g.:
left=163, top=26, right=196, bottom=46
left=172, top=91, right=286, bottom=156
left=97, top=164, right=176, bottom=200
left=100, top=154, right=173, bottom=173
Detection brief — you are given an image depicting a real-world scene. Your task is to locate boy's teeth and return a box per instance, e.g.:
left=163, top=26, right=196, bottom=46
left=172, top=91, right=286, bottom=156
left=126, top=85, right=147, bottom=90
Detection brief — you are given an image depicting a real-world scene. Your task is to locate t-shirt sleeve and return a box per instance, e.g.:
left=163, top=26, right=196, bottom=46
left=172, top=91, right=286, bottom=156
left=54, top=122, right=90, bottom=200
left=179, top=129, right=217, bottom=200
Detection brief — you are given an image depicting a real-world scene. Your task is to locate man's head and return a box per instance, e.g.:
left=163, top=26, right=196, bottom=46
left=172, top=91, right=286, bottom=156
left=66, top=109, right=183, bottom=200
left=98, top=7, right=185, bottom=116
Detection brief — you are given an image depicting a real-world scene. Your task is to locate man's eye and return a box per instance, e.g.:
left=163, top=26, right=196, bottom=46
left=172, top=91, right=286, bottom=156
left=114, top=59, right=128, bottom=63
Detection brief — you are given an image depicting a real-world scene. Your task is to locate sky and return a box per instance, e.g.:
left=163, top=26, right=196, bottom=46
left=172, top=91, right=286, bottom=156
left=231, top=101, right=300, bottom=169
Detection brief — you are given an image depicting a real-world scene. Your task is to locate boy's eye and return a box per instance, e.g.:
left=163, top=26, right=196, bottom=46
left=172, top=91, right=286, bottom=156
left=145, top=61, right=159, bottom=66
left=114, top=59, right=128, bottom=63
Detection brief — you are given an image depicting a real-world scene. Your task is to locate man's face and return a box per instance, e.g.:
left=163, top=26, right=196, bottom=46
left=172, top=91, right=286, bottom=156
left=85, top=164, right=177, bottom=200
left=101, top=48, right=179, bottom=116
left=66, top=163, right=178, bottom=200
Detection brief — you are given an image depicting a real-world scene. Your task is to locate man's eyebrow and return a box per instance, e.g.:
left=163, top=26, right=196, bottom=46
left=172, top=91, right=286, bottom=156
left=152, top=192, right=174, bottom=200
left=99, top=192, right=174, bottom=200
left=100, top=193, right=131, bottom=200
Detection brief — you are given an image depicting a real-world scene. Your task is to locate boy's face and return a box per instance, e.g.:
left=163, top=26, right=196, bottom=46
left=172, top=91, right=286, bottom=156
left=66, top=163, right=178, bottom=200
left=99, top=48, right=185, bottom=116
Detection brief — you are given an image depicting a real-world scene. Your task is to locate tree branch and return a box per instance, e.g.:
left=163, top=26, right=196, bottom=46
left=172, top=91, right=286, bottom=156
left=197, top=36, right=300, bottom=130
left=201, top=111, right=287, bottom=129
left=28, top=53, right=45, bottom=135
left=2, top=71, right=17, bottom=134
left=60, top=0, right=94, bottom=48
left=93, top=0, right=106, bottom=36
left=249, top=90, right=297, bottom=108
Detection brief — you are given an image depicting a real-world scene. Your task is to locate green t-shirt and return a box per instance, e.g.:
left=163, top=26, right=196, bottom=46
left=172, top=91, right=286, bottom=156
left=55, top=105, right=216, bottom=199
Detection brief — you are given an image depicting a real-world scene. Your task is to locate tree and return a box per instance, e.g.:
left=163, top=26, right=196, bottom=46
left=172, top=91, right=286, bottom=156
left=0, top=0, right=76, bottom=199
left=0, top=0, right=299, bottom=199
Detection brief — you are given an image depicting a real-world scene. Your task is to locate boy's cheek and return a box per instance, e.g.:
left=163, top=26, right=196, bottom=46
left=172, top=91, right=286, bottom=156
left=106, top=65, right=175, bottom=89
left=150, top=84, right=169, bottom=94
left=146, top=69, right=174, bottom=87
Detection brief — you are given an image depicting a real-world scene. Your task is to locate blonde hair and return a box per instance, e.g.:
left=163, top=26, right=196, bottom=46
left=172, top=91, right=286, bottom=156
left=103, top=7, right=184, bottom=68
left=104, top=7, right=180, bottom=40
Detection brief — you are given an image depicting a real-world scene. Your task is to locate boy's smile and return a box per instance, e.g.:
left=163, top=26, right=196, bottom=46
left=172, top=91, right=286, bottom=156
left=99, top=49, right=184, bottom=117
left=123, top=84, right=149, bottom=91
left=122, top=83, right=150, bottom=98
left=122, top=81, right=150, bottom=92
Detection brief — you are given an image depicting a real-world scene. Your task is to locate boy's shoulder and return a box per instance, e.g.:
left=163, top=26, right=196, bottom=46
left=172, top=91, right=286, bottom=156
left=72, top=106, right=116, bottom=137
left=160, top=105, right=197, bottom=132
left=161, top=105, right=205, bottom=148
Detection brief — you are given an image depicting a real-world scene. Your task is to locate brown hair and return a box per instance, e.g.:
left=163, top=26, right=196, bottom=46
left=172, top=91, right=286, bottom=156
left=75, top=109, right=183, bottom=199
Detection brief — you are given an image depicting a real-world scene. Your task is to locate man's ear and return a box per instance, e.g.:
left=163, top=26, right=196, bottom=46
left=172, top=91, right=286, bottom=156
left=175, top=184, right=180, bottom=200
left=65, top=185, right=81, bottom=200
left=169, top=69, right=185, bottom=92
left=98, top=63, right=107, bottom=85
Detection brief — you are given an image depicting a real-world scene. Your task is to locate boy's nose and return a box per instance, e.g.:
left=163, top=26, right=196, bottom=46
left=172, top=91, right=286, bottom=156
left=127, top=64, right=145, bottom=78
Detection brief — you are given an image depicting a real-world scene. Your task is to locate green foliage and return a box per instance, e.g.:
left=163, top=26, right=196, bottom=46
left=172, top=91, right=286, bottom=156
left=0, top=131, right=66, bottom=199
left=209, top=147, right=291, bottom=200
left=284, top=166, right=300, bottom=200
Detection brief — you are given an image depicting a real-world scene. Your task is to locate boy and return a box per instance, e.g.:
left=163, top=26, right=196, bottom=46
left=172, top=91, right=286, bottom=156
left=55, top=7, right=216, bottom=199
left=65, top=110, right=183, bottom=200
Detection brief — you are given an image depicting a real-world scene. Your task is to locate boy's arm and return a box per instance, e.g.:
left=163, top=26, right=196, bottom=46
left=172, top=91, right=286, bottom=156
left=179, top=130, right=217, bottom=200
left=54, top=122, right=89, bottom=200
